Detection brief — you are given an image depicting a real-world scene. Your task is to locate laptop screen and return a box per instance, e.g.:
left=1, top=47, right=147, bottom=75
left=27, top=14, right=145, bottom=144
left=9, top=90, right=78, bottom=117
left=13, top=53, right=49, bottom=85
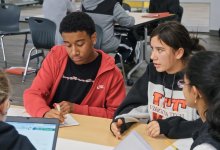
left=6, top=116, right=59, bottom=150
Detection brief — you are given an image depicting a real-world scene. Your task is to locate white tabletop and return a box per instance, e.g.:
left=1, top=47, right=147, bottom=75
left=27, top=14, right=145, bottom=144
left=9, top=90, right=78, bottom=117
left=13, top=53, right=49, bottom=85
left=129, top=12, right=174, bottom=26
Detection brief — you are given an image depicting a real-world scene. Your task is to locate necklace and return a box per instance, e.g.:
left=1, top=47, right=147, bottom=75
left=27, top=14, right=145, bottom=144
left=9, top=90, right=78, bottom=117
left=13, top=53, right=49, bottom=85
left=162, top=73, right=176, bottom=101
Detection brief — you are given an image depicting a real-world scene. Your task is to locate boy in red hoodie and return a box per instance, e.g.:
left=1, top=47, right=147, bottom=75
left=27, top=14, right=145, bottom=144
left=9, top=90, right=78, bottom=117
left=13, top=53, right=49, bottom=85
left=23, top=12, right=126, bottom=121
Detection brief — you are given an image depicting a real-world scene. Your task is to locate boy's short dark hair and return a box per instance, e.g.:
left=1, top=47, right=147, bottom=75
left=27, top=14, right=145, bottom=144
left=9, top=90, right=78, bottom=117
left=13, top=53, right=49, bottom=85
left=59, top=12, right=95, bottom=36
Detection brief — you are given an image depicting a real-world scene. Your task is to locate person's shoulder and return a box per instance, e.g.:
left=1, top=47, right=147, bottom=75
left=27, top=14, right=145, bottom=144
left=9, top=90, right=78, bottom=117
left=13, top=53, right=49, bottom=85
left=98, top=50, right=123, bottom=76
left=0, top=121, right=15, bottom=130
left=0, top=121, right=19, bottom=136
left=48, top=45, right=67, bottom=60
left=98, top=50, right=115, bottom=65
left=193, top=143, right=217, bottom=150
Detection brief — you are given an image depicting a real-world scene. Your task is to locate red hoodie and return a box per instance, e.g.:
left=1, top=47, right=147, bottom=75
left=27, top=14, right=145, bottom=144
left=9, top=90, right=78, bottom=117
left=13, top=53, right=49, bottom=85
left=23, top=45, right=126, bottom=119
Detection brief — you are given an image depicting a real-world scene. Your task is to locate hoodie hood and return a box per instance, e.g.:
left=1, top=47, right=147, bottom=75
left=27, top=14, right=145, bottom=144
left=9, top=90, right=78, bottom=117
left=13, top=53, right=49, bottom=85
left=0, top=121, right=22, bottom=149
left=82, top=0, right=105, bottom=10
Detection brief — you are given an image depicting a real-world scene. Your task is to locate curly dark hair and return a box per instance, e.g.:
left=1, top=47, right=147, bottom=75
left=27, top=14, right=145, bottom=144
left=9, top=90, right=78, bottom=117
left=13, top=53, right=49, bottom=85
left=59, top=12, right=95, bottom=36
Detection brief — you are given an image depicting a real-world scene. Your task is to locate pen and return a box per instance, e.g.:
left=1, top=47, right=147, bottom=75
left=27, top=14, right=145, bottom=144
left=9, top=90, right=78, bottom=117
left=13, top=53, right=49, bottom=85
left=54, top=103, right=61, bottom=112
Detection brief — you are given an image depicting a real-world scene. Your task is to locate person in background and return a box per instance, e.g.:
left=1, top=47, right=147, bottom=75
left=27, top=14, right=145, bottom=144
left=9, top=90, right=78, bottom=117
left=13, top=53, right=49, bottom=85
left=147, top=0, right=183, bottom=35
left=81, top=0, right=136, bottom=64
left=23, top=12, right=126, bottom=120
left=43, top=0, right=76, bottom=44
left=149, top=0, right=182, bottom=22
left=110, top=21, right=205, bottom=139
left=147, top=51, right=220, bottom=150
left=0, top=70, right=36, bottom=150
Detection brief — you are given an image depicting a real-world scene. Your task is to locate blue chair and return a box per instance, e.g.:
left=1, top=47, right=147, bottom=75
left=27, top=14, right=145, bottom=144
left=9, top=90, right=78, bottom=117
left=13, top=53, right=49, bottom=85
left=0, top=3, right=30, bottom=68
left=22, top=17, right=56, bottom=82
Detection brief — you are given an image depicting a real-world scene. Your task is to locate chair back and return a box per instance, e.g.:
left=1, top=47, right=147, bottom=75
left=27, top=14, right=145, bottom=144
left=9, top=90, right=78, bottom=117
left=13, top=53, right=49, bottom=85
left=0, top=4, right=20, bottom=31
left=28, top=17, right=56, bottom=49
left=94, top=24, right=103, bottom=49
left=177, top=5, right=184, bottom=22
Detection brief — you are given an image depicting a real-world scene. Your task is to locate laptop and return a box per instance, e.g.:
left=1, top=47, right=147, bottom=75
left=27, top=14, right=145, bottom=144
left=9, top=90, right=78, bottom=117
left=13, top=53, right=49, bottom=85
left=6, top=116, right=59, bottom=150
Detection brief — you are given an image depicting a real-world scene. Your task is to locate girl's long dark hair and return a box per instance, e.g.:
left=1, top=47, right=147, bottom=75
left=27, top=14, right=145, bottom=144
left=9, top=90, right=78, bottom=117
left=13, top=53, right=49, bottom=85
left=185, top=51, right=220, bottom=141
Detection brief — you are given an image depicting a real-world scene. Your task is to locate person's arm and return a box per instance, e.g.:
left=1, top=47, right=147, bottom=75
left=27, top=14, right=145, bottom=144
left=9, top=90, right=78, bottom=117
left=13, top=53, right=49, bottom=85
left=23, top=49, right=57, bottom=117
left=113, top=2, right=135, bottom=27
left=73, top=68, right=126, bottom=119
left=111, top=66, right=151, bottom=134
left=157, top=117, right=203, bottom=139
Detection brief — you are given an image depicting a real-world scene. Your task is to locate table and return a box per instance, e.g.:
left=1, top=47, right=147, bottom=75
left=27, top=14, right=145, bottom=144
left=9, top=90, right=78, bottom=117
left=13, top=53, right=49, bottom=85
left=59, top=114, right=175, bottom=150
left=8, top=105, right=175, bottom=149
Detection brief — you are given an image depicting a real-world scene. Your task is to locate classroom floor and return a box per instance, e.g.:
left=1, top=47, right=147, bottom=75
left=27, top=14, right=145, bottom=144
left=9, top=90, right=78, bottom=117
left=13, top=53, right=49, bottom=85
left=0, top=4, right=219, bottom=106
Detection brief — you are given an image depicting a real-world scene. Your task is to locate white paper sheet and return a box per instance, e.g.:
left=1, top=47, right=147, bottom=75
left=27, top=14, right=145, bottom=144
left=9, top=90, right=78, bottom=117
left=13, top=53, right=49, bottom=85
left=7, top=107, right=30, bottom=117
left=164, top=138, right=193, bottom=150
left=7, top=107, right=79, bottom=127
left=56, top=138, right=113, bottom=150
left=114, top=131, right=153, bottom=150
left=60, top=114, right=79, bottom=127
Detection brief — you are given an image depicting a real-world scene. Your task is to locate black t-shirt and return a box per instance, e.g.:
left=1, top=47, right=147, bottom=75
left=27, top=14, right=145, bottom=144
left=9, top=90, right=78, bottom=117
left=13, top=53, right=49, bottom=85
left=51, top=54, right=102, bottom=107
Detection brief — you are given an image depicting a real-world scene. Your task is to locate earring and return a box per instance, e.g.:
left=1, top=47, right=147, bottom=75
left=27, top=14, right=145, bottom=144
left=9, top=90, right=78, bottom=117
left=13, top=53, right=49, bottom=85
left=194, top=99, right=197, bottom=104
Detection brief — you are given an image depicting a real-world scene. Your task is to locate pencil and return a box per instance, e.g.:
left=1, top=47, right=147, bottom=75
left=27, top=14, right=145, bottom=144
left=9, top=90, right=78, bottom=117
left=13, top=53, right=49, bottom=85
left=54, top=103, right=61, bottom=112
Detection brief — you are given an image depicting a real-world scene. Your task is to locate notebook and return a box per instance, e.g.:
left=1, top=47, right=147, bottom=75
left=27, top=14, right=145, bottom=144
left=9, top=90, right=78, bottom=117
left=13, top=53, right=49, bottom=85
left=6, top=116, right=59, bottom=150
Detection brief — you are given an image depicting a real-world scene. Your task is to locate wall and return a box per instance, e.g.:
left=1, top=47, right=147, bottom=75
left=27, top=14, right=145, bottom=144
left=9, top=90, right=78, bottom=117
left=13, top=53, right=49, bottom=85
left=181, top=3, right=209, bottom=32
left=210, top=0, right=220, bottom=35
